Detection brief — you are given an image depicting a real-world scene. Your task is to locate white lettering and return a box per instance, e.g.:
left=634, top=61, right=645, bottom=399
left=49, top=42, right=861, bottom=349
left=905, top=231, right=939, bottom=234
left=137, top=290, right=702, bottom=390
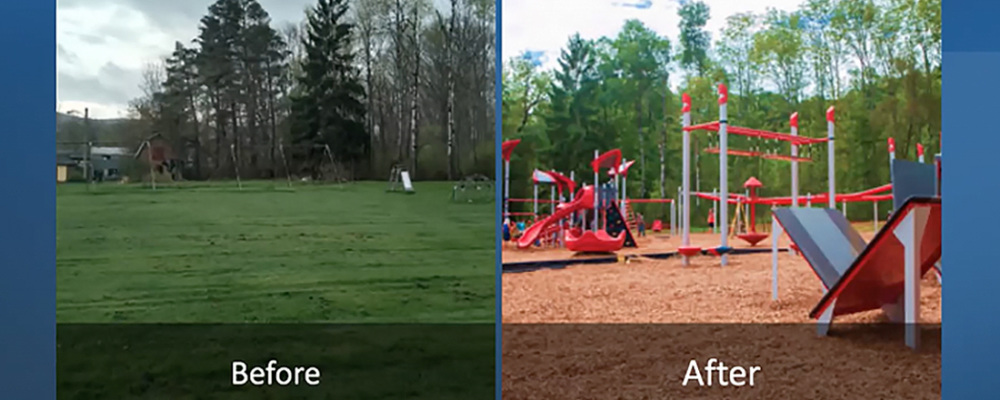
left=683, top=359, right=760, bottom=387
left=230, top=360, right=321, bottom=386
left=232, top=361, right=248, bottom=385
left=682, top=360, right=704, bottom=386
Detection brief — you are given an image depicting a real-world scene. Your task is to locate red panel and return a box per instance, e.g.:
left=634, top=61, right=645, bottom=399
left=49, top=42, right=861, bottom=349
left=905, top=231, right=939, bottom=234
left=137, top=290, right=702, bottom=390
left=565, top=230, right=626, bottom=253
left=810, top=202, right=941, bottom=318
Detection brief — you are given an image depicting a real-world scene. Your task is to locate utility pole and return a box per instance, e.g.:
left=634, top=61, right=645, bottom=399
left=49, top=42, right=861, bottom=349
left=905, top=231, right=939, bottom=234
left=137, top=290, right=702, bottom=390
left=84, top=108, right=93, bottom=186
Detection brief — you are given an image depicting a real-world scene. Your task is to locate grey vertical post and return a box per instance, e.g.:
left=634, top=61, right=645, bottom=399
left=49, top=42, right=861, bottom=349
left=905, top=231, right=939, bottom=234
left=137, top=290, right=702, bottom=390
left=827, top=106, right=835, bottom=209
left=504, top=159, right=510, bottom=219
left=874, top=201, right=879, bottom=231
left=713, top=188, right=719, bottom=234
left=533, top=183, right=538, bottom=216
left=790, top=112, right=799, bottom=208
left=719, top=84, right=730, bottom=266
left=681, top=93, right=691, bottom=264
left=593, top=150, right=599, bottom=232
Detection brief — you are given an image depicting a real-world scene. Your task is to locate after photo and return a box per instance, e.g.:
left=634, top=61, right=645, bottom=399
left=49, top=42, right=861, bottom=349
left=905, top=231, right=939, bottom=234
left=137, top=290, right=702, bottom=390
left=500, top=0, right=941, bottom=398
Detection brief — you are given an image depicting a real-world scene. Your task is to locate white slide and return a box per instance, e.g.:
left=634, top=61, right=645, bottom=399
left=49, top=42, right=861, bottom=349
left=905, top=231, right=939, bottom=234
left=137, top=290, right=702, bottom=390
left=400, top=171, right=415, bottom=193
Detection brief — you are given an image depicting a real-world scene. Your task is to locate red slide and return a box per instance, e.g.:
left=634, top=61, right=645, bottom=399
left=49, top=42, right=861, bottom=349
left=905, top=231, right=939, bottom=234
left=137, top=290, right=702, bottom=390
left=517, top=186, right=594, bottom=249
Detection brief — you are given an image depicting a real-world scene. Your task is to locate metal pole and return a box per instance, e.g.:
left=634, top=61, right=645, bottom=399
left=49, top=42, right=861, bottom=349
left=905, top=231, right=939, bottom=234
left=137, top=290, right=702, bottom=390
left=622, top=167, right=628, bottom=212
left=889, top=137, right=896, bottom=170
left=713, top=188, right=719, bottom=234
left=874, top=201, right=879, bottom=231
left=533, top=182, right=538, bottom=216
left=146, top=140, right=156, bottom=191
left=670, top=199, right=676, bottom=236
left=231, top=143, right=242, bottom=190
left=593, top=150, right=599, bottom=232
left=682, top=93, right=692, bottom=265
left=550, top=189, right=555, bottom=214
left=790, top=112, right=799, bottom=208
left=719, top=84, right=730, bottom=266
left=504, top=160, right=510, bottom=219
left=827, top=106, right=835, bottom=209
left=771, top=211, right=781, bottom=300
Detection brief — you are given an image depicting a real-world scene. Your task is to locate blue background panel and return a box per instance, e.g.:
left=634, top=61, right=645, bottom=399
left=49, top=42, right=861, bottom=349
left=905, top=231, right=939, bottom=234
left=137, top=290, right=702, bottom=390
left=0, top=1, right=57, bottom=399
left=941, top=50, right=1000, bottom=399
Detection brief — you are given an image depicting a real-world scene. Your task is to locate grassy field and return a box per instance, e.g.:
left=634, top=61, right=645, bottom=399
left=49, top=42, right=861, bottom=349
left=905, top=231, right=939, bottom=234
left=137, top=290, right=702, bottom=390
left=56, top=181, right=495, bottom=323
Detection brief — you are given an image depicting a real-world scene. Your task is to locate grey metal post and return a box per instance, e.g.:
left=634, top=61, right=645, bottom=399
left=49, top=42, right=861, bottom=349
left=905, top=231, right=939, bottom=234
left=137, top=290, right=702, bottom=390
left=682, top=93, right=692, bottom=265
left=593, top=150, right=599, bottom=232
left=790, top=112, right=799, bottom=208
left=827, top=106, right=835, bottom=209
left=719, top=84, right=730, bottom=266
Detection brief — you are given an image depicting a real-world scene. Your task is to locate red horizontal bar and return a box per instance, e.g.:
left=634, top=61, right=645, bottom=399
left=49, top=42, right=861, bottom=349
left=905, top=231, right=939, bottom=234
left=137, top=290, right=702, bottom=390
left=627, top=199, right=674, bottom=204
left=684, top=121, right=828, bottom=146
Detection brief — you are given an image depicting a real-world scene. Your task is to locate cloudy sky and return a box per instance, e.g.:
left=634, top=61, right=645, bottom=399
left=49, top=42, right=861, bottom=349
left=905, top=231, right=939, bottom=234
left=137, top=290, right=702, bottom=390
left=502, top=0, right=806, bottom=88
left=57, top=0, right=316, bottom=119
left=59, top=0, right=808, bottom=119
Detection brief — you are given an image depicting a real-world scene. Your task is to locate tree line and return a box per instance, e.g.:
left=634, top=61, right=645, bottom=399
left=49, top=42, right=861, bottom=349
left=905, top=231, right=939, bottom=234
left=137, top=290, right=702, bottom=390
left=121, top=0, right=494, bottom=182
left=502, top=0, right=940, bottom=221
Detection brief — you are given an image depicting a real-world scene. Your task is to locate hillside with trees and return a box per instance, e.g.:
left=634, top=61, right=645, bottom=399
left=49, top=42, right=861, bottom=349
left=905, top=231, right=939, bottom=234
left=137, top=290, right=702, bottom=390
left=502, top=0, right=940, bottom=220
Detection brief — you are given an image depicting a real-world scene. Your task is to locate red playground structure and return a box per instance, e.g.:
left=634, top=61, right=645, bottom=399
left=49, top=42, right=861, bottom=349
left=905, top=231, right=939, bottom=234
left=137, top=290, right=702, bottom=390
left=515, top=149, right=636, bottom=253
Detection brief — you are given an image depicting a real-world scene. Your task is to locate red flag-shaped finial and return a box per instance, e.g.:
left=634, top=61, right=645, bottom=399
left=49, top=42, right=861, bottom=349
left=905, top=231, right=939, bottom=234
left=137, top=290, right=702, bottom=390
left=681, top=93, right=691, bottom=113
left=718, top=84, right=728, bottom=105
left=790, top=112, right=798, bottom=128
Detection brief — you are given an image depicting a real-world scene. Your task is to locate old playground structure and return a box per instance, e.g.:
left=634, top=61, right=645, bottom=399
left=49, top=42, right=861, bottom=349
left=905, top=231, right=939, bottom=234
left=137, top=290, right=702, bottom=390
left=502, top=84, right=942, bottom=351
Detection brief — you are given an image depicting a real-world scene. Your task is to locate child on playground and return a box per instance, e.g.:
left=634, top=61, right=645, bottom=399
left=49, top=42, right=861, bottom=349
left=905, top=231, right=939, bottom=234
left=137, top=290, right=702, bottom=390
left=707, top=208, right=715, bottom=230
left=637, top=213, right=646, bottom=237
left=503, top=218, right=513, bottom=244
left=503, top=218, right=523, bottom=247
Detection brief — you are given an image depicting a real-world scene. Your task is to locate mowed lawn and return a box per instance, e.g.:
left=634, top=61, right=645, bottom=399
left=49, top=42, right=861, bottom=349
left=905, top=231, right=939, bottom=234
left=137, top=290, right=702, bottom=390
left=57, top=181, right=495, bottom=323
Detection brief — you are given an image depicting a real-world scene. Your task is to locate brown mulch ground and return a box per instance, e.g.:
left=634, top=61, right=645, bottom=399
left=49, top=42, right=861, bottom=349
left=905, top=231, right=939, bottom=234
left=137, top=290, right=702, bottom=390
left=501, top=235, right=941, bottom=399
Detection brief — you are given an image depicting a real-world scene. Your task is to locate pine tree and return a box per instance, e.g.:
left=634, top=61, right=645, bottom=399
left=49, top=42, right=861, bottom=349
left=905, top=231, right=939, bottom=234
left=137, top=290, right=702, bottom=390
left=290, top=0, right=368, bottom=180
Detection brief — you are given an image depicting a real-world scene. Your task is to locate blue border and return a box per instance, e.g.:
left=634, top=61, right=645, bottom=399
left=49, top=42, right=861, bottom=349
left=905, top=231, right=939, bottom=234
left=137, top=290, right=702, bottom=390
left=493, top=0, right=503, bottom=398
left=0, top=1, right=56, bottom=398
left=942, top=2, right=1000, bottom=398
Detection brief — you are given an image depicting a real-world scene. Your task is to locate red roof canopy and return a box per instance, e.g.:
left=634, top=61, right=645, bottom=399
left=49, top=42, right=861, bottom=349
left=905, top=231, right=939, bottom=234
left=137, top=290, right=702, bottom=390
left=502, top=139, right=521, bottom=162
left=743, top=177, right=763, bottom=189
left=590, top=149, right=622, bottom=173
left=548, top=170, right=576, bottom=195
left=608, top=160, right=636, bottom=177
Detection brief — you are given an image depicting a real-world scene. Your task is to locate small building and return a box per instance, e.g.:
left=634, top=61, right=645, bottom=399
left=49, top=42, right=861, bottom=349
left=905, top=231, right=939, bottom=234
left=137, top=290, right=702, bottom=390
left=133, top=134, right=175, bottom=165
left=55, top=146, right=130, bottom=183
left=91, top=146, right=129, bottom=181
left=134, top=133, right=182, bottom=180
left=57, top=153, right=76, bottom=183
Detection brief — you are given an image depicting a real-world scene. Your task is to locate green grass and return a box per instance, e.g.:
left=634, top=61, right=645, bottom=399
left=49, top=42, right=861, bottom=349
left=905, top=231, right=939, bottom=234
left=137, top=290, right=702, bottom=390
left=57, top=181, right=495, bottom=323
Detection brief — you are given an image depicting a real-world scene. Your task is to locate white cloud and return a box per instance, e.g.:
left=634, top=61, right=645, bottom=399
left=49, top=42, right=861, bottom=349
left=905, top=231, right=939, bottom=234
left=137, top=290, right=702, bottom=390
left=502, top=0, right=807, bottom=87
